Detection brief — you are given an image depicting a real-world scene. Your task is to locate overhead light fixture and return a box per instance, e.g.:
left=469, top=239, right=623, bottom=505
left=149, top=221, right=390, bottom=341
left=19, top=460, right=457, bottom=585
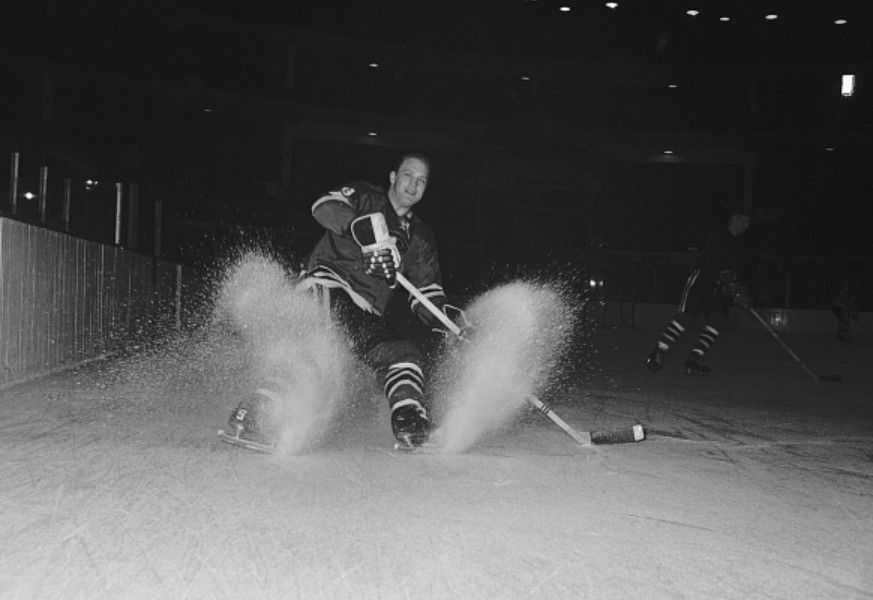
left=834, top=18, right=847, bottom=25
left=368, top=131, right=378, bottom=137
left=368, top=62, right=379, bottom=68
left=686, top=9, right=699, bottom=17
left=559, top=6, right=571, bottom=12
left=841, top=74, right=855, bottom=97
left=719, top=16, right=730, bottom=22
left=764, top=13, right=778, bottom=21
left=825, top=147, right=835, bottom=152
left=520, top=75, right=531, bottom=81
left=663, top=150, right=674, bottom=155
left=668, top=83, right=678, bottom=89
left=605, top=2, right=618, bottom=9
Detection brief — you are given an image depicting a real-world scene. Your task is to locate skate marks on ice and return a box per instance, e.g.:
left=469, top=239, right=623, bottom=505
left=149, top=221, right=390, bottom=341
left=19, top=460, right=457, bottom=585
left=215, top=254, right=360, bottom=456
left=428, top=280, right=577, bottom=454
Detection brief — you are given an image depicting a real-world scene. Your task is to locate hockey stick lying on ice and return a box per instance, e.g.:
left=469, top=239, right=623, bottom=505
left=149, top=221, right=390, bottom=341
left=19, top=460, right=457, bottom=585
left=395, top=271, right=644, bottom=446
left=747, top=307, right=842, bottom=382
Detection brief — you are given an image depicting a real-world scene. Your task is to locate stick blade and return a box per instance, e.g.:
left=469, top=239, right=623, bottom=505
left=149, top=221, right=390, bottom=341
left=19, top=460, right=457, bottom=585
left=818, top=374, right=842, bottom=382
left=217, top=429, right=276, bottom=453
left=590, top=424, right=646, bottom=445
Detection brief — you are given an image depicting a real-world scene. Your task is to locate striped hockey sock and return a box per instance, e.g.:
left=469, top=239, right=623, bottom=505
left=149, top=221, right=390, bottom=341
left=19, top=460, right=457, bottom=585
left=384, top=362, right=425, bottom=410
left=656, top=318, right=686, bottom=353
left=689, top=325, right=720, bottom=361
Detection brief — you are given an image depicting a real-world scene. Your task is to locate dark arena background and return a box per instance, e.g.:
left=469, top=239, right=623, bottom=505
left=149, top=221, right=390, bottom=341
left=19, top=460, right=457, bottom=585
left=1, top=2, right=872, bottom=598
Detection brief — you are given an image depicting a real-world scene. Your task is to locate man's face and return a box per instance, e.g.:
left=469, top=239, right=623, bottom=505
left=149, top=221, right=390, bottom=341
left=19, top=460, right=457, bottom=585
left=388, top=157, right=429, bottom=213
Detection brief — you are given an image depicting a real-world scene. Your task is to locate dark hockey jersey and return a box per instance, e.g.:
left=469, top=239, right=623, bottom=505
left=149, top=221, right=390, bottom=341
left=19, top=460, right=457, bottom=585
left=304, top=181, right=445, bottom=317
left=691, top=225, right=752, bottom=290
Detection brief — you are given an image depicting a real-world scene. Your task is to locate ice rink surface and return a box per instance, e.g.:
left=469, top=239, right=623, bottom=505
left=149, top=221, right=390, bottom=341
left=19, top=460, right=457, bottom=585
left=1, top=325, right=872, bottom=599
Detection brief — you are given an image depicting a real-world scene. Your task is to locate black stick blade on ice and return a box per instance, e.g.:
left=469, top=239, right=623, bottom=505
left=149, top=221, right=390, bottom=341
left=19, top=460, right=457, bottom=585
left=590, top=424, right=646, bottom=445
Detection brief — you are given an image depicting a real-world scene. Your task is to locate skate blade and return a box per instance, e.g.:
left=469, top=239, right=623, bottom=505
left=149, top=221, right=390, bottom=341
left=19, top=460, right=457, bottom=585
left=217, top=429, right=275, bottom=454
left=393, top=435, right=436, bottom=454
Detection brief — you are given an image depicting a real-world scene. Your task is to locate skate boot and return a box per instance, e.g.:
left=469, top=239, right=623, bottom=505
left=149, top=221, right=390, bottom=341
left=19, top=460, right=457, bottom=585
left=645, top=348, right=664, bottom=372
left=391, top=400, right=431, bottom=448
left=219, top=395, right=276, bottom=452
left=684, top=358, right=711, bottom=376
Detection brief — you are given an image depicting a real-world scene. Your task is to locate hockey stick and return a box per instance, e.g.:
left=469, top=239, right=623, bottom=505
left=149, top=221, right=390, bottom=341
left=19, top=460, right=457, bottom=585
left=747, top=307, right=842, bottom=382
left=395, top=272, right=645, bottom=446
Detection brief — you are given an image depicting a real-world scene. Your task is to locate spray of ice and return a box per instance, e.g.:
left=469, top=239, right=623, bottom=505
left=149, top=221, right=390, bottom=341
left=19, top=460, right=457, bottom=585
left=214, top=253, right=356, bottom=456
left=431, top=280, right=577, bottom=453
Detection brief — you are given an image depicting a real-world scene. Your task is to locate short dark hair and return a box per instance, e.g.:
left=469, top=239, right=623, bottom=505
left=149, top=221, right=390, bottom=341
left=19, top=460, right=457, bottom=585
left=393, top=151, right=432, bottom=177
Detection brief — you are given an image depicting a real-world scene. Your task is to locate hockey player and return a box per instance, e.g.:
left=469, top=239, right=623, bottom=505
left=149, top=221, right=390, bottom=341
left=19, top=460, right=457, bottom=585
left=646, top=211, right=753, bottom=375
left=225, top=151, right=463, bottom=449
left=831, top=277, right=861, bottom=343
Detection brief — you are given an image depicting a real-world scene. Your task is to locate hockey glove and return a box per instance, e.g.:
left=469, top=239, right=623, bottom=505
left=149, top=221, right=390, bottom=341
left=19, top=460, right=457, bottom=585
left=432, top=303, right=476, bottom=343
left=362, top=244, right=402, bottom=286
left=731, top=284, right=752, bottom=310
left=718, top=269, right=738, bottom=288
left=718, top=269, right=750, bottom=308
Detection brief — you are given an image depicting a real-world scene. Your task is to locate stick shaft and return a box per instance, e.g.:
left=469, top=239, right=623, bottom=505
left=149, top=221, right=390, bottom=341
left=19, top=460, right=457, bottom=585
left=527, top=395, right=592, bottom=445
left=748, top=308, right=820, bottom=382
left=396, top=274, right=593, bottom=445
left=397, top=273, right=647, bottom=444
left=395, top=273, right=462, bottom=335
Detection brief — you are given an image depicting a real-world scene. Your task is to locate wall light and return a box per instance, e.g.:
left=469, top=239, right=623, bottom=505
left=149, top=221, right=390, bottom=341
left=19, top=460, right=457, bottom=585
left=841, top=74, right=855, bottom=97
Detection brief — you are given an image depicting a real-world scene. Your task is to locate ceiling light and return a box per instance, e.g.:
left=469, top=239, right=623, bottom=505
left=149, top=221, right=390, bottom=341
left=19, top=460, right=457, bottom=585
left=368, top=62, right=379, bottom=68
left=521, top=75, right=531, bottom=81
left=825, top=147, right=835, bottom=152
left=764, top=13, right=778, bottom=21
left=719, top=16, right=730, bottom=22
left=834, top=19, right=847, bottom=25
left=559, top=6, right=571, bottom=12
left=605, top=2, right=618, bottom=8
left=668, top=83, right=678, bottom=88
left=663, top=150, right=674, bottom=155
left=686, top=9, right=699, bottom=17
left=368, top=131, right=378, bottom=137
left=841, top=74, right=855, bottom=97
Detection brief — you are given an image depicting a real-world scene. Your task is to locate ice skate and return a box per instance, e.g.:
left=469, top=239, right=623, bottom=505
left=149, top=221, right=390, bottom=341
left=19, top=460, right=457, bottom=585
left=217, top=396, right=276, bottom=453
left=645, top=348, right=664, bottom=372
left=684, top=358, right=711, bottom=376
left=391, top=400, right=431, bottom=451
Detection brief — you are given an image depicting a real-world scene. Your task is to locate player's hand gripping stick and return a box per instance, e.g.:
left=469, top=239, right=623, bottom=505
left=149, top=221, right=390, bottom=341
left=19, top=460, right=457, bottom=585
left=351, top=213, right=402, bottom=286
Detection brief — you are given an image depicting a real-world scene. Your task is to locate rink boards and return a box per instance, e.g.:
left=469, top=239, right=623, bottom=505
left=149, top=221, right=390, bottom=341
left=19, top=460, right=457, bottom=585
left=0, top=217, right=180, bottom=389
